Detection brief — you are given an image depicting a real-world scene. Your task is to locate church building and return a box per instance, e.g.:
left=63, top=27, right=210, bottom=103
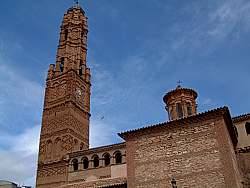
left=36, top=4, right=250, bottom=188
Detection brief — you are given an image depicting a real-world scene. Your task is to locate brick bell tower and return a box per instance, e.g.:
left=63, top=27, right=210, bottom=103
left=36, top=5, right=90, bottom=187
left=163, top=84, right=198, bottom=121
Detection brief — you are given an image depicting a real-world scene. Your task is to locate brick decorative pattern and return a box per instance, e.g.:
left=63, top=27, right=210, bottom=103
left=237, top=151, right=250, bottom=187
left=36, top=161, right=68, bottom=188
left=58, top=177, right=127, bottom=188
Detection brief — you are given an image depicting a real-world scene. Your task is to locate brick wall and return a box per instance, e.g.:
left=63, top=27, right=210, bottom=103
left=36, top=161, right=68, bottom=188
left=125, top=116, right=241, bottom=188
left=237, top=151, right=250, bottom=187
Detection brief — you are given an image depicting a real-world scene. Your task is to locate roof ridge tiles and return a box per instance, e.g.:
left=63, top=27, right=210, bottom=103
left=118, top=106, right=229, bottom=138
left=232, top=113, right=250, bottom=123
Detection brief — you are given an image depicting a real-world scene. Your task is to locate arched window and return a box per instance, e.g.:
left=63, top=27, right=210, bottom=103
left=79, top=59, right=83, bottom=76
left=245, top=122, right=250, bottom=135
left=186, top=102, right=192, bottom=116
left=60, top=57, right=64, bottom=73
left=72, top=159, right=78, bottom=171
left=176, top=103, right=183, bottom=118
left=92, top=155, right=99, bottom=168
left=65, top=29, right=68, bottom=40
left=54, top=138, right=61, bottom=158
left=114, top=151, right=122, bottom=164
left=73, top=139, right=78, bottom=151
left=80, top=142, right=84, bottom=150
left=169, top=107, right=174, bottom=120
left=82, top=157, right=89, bottom=169
left=46, top=140, right=53, bottom=160
left=103, top=153, right=111, bottom=166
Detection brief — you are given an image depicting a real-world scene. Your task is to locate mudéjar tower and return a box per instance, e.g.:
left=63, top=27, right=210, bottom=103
left=36, top=5, right=91, bottom=187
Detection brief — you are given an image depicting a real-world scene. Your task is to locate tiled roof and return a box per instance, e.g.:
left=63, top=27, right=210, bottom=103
left=232, top=113, right=250, bottom=123
left=97, top=182, right=127, bottom=188
left=237, top=146, right=250, bottom=153
left=0, top=180, right=16, bottom=185
left=119, top=106, right=229, bottom=138
left=118, top=106, right=238, bottom=148
left=163, top=87, right=198, bottom=102
left=67, top=5, right=85, bottom=15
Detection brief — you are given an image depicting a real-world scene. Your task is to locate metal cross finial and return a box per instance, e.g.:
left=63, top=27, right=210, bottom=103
left=176, top=80, right=182, bottom=89
left=74, top=0, right=79, bottom=5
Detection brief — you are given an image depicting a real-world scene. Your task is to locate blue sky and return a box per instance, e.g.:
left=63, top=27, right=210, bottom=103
left=0, top=0, right=250, bottom=186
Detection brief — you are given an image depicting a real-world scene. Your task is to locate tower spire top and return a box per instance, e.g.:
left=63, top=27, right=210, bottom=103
left=163, top=85, right=198, bottom=121
left=176, top=80, right=182, bottom=89
left=74, top=0, right=80, bottom=6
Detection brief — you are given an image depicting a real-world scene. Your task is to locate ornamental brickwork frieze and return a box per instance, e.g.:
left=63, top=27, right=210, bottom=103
left=48, top=82, right=67, bottom=101
left=37, top=162, right=67, bottom=178
left=58, top=177, right=127, bottom=188
left=38, top=133, right=85, bottom=164
left=61, top=134, right=74, bottom=153
left=39, top=141, right=46, bottom=162
left=41, top=113, right=86, bottom=136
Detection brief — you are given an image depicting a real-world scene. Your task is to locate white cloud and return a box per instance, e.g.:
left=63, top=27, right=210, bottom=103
left=0, top=125, right=40, bottom=186
left=0, top=63, right=44, bottom=108
left=91, top=63, right=121, bottom=107
left=159, top=0, right=250, bottom=56
left=91, top=54, right=151, bottom=109
left=0, top=50, right=42, bottom=186
left=207, top=0, right=250, bottom=39
left=201, top=98, right=213, bottom=105
left=0, top=61, right=44, bottom=132
left=90, top=119, right=121, bottom=148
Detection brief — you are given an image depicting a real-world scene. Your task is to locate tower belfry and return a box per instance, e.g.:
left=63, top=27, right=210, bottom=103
left=53, top=5, right=88, bottom=77
left=36, top=5, right=91, bottom=187
left=163, top=85, right=198, bottom=121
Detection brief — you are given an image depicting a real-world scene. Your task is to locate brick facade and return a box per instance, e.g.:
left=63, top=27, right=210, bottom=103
left=120, top=108, right=241, bottom=188
left=234, top=114, right=250, bottom=187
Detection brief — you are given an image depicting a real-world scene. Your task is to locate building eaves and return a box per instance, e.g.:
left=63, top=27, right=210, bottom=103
left=119, top=106, right=229, bottom=138
left=67, top=5, right=85, bottom=15
left=97, top=182, right=127, bottom=188
left=237, top=146, right=250, bottom=153
left=0, top=180, right=17, bottom=186
left=232, top=113, right=250, bottom=123
left=163, top=87, right=198, bottom=102
left=118, top=106, right=237, bottom=147
left=69, top=142, right=126, bottom=158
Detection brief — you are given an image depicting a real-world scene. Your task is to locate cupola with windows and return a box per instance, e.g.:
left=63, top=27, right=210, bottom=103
left=163, top=84, right=198, bottom=121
